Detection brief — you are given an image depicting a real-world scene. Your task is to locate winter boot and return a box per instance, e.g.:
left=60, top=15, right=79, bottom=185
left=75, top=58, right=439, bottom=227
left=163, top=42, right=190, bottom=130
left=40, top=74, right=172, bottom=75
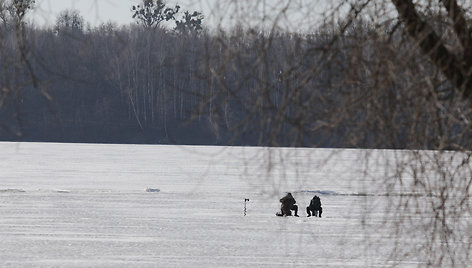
left=292, top=205, right=299, bottom=217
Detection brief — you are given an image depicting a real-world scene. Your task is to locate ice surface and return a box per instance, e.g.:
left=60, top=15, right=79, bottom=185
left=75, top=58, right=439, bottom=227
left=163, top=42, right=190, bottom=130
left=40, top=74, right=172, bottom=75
left=0, top=142, right=468, bottom=267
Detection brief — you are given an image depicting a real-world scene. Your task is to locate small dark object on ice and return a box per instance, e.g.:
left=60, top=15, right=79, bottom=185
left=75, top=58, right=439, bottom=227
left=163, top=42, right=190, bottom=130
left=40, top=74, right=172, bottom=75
left=244, top=198, right=250, bottom=216
left=146, top=188, right=160, bottom=192
left=276, top=212, right=299, bottom=217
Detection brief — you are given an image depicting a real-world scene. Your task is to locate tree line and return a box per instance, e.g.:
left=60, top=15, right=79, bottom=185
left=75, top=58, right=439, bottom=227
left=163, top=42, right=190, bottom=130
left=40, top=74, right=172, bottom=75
left=0, top=4, right=346, bottom=146
left=0, top=0, right=470, bottom=150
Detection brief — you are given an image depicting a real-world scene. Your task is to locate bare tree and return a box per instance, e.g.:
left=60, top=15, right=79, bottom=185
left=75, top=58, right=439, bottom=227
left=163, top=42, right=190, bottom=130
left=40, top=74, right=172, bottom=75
left=0, top=0, right=49, bottom=138
left=197, top=0, right=472, bottom=266
left=132, top=0, right=180, bottom=29
left=54, top=9, right=84, bottom=34
left=175, top=10, right=204, bottom=34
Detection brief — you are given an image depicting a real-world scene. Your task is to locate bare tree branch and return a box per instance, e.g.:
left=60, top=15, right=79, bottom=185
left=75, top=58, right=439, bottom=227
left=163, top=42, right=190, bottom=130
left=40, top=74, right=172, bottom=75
left=392, top=0, right=472, bottom=99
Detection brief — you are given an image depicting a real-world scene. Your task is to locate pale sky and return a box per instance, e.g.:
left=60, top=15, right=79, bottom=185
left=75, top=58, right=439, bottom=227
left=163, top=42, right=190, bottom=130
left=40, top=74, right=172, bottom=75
left=32, top=0, right=136, bottom=27
left=30, top=0, right=332, bottom=32
left=31, top=0, right=214, bottom=28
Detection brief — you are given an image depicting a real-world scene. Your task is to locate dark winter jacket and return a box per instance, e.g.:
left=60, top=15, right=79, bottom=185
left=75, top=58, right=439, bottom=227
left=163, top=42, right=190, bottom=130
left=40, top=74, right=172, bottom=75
left=309, top=196, right=322, bottom=209
left=280, top=193, right=296, bottom=209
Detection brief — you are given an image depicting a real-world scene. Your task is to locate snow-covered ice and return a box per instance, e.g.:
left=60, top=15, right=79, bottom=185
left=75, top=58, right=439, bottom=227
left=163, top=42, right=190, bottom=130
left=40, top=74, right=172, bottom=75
left=0, top=142, right=468, bottom=267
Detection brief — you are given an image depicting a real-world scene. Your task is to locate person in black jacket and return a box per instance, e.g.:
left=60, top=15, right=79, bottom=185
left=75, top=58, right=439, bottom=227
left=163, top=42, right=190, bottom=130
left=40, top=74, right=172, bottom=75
left=306, top=195, right=322, bottom=217
left=276, top=192, right=299, bottom=217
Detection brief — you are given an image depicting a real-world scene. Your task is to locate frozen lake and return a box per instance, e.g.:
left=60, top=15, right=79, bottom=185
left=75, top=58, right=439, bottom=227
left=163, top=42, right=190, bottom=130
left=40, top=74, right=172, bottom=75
left=0, top=142, right=469, bottom=267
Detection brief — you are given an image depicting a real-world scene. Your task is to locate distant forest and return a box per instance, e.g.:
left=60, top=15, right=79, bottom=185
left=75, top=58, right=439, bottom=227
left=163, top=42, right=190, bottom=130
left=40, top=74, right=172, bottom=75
left=0, top=10, right=335, bottom=146
left=1, top=4, right=460, bottom=149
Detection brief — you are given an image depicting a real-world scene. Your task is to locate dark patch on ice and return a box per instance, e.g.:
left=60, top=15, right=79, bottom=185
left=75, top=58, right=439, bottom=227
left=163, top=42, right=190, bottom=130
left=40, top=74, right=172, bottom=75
left=297, top=190, right=427, bottom=197
left=299, top=190, right=342, bottom=196
left=0, top=189, right=26, bottom=193
left=146, top=188, right=160, bottom=193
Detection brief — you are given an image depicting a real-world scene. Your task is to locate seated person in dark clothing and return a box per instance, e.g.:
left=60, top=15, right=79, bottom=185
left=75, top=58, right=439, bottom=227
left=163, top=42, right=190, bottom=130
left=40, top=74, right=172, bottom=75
left=276, top=192, right=299, bottom=217
left=306, top=195, right=322, bottom=217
